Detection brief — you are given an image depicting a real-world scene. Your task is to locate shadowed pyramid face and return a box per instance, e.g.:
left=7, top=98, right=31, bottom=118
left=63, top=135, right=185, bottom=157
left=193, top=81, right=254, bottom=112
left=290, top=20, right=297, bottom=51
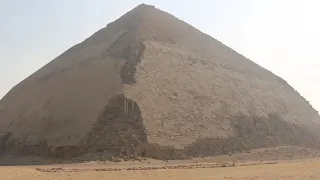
left=0, top=4, right=319, bottom=160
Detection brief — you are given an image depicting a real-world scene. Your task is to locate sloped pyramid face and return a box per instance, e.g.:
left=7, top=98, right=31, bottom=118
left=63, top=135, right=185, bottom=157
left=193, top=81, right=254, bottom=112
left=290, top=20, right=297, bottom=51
left=0, top=4, right=320, bottom=159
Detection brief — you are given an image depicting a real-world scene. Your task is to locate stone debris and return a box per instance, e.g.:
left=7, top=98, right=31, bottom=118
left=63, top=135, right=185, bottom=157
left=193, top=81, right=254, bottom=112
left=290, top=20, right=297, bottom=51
left=35, top=163, right=233, bottom=173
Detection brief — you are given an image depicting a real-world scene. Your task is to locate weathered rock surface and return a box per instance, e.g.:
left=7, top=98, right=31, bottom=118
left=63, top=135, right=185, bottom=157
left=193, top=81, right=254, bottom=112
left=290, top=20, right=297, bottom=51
left=0, top=4, right=320, bottom=160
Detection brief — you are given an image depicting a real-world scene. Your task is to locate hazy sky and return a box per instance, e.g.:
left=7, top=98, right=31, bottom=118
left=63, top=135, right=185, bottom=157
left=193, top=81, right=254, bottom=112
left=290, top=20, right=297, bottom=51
left=0, top=0, right=319, bottom=111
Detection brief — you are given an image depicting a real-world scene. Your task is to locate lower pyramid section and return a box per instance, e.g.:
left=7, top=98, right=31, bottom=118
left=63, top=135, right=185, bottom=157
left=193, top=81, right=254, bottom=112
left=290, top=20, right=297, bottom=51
left=1, top=94, right=320, bottom=160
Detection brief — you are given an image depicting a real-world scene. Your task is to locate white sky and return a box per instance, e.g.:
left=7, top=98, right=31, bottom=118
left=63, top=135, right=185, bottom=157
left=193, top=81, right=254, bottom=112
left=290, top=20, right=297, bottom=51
left=0, top=0, right=319, bottom=111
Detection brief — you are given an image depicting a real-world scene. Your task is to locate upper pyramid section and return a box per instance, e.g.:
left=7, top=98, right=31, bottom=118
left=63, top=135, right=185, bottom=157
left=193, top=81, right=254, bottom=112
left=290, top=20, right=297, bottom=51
left=0, top=4, right=320, bottom=160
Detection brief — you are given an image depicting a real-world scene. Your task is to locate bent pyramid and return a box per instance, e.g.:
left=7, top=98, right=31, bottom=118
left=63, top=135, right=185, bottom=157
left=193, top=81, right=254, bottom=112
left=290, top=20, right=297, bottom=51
left=1, top=4, right=320, bottom=159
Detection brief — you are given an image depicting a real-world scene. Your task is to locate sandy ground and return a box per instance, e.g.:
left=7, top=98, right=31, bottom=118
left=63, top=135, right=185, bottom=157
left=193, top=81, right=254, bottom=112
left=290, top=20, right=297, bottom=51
left=0, top=158, right=320, bottom=180
left=1, top=146, right=320, bottom=180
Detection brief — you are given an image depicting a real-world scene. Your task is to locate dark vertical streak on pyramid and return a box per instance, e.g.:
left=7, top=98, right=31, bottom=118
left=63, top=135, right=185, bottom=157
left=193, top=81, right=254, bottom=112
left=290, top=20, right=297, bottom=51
left=0, top=4, right=320, bottom=161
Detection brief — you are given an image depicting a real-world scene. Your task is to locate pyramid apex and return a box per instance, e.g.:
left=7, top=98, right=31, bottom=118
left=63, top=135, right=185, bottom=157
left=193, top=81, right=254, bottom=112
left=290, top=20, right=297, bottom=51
left=129, top=3, right=156, bottom=13
left=136, top=3, right=156, bottom=9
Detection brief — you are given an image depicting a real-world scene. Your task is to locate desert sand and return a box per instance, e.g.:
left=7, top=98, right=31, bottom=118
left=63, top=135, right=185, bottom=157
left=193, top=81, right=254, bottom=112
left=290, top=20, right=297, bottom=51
left=1, top=157, right=319, bottom=180
left=1, top=146, right=320, bottom=180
